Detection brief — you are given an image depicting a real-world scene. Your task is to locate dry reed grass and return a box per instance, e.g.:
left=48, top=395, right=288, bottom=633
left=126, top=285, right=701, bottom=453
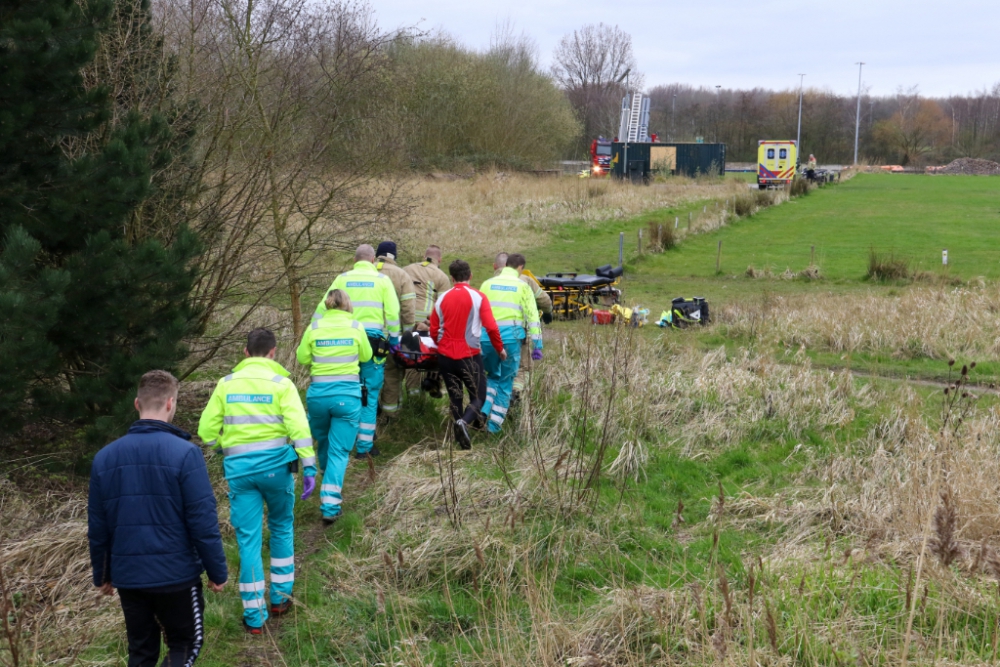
left=0, top=483, right=119, bottom=663
left=397, top=173, right=748, bottom=259
left=308, top=330, right=895, bottom=665
left=718, top=284, right=1000, bottom=360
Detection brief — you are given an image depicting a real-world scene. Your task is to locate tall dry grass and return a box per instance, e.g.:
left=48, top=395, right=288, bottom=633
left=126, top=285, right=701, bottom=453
left=0, top=483, right=119, bottom=665
left=18, top=317, right=1000, bottom=665
left=718, top=283, right=1000, bottom=360
left=397, top=173, right=749, bottom=259
left=315, top=329, right=895, bottom=666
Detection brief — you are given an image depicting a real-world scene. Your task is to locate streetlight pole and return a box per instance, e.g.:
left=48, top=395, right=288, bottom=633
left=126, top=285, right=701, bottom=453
left=853, top=62, right=865, bottom=165
left=672, top=93, right=676, bottom=140
left=796, top=74, right=805, bottom=162
left=715, top=85, right=721, bottom=142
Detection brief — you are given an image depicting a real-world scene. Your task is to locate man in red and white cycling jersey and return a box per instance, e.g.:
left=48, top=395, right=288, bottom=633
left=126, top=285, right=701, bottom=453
left=430, top=259, right=506, bottom=449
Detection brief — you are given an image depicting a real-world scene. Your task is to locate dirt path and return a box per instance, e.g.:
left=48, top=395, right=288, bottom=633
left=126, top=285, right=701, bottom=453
left=808, top=362, right=998, bottom=393
left=234, top=454, right=383, bottom=665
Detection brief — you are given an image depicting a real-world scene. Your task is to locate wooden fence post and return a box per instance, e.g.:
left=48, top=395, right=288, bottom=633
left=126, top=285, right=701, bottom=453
left=638, top=228, right=643, bottom=254
left=716, top=240, right=722, bottom=273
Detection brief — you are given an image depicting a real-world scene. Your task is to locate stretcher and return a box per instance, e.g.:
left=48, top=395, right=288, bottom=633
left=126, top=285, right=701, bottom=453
left=523, top=265, right=622, bottom=320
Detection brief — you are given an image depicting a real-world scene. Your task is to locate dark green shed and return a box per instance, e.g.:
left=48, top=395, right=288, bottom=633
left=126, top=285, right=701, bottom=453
left=610, top=142, right=726, bottom=181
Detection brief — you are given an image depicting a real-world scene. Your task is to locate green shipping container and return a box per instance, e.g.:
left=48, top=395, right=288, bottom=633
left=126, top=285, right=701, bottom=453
left=610, top=142, right=726, bottom=181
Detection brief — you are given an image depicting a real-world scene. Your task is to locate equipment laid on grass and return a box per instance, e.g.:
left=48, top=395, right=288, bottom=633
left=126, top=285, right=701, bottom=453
left=523, top=264, right=622, bottom=320
left=592, top=304, right=649, bottom=327
left=757, top=140, right=797, bottom=189
left=592, top=309, right=614, bottom=325
left=392, top=331, right=439, bottom=370
left=657, top=297, right=710, bottom=329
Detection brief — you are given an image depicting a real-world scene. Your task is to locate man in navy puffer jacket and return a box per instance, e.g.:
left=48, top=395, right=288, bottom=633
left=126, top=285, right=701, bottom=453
left=89, top=370, right=228, bottom=667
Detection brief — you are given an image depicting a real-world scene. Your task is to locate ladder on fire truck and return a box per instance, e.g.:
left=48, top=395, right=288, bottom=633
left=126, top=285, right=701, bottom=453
left=618, top=92, right=650, bottom=143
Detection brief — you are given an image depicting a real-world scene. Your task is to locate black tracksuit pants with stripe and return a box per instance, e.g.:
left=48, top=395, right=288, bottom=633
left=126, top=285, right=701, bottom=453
left=118, top=581, right=205, bottom=667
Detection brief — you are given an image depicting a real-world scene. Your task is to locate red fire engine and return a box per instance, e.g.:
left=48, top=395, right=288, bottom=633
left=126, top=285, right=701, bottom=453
left=590, top=137, right=612, bottom=176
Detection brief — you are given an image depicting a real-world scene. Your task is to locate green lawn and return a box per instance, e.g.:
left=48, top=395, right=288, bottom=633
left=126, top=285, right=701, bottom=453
left=652, top=173, right=1000, bottom=281
left=505, top=173, right=1000, bottom=318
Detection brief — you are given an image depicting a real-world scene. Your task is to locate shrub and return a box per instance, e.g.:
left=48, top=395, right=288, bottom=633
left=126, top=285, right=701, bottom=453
left=790, top=177, right=810, bottom=197
left=733, top=194, right=755, bottom=217
left=646, top=220, right=676, bottom=252
left=753, top=189, right=774, bottom=208
left=798, top=265, right=823, bottom=281
left=868, top=249, right=910, bottom=281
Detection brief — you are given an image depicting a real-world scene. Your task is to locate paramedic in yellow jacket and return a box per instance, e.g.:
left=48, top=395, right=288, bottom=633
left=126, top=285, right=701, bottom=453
left=297, top=289, right=372, bottom=525
left=492, top=252, right=552, bottom=396
left=403, top=245, right=452, bottom=397
left=480, top=252, right=543, bottom=433
left=197, top=328, right=316, bottom=632
left=373, top=241, right=416, bottom=415
left=314, top=244, right=399, bottom=458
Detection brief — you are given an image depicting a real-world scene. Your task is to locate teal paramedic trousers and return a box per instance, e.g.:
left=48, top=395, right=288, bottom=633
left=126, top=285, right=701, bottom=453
left=481, top=341, right=521, bottom=433
left=307, top=384, right=361, bottom=518
left=228, top=464, right=295, bottom=628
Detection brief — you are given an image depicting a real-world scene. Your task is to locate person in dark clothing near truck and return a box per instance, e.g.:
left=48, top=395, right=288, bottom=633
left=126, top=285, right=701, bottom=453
left=89, top=370, right=228, bottom=667
left=429, top=259, right=506, bottom=449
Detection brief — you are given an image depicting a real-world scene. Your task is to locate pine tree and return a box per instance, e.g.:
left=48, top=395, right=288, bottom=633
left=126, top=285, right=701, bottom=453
left=0, top=0, right=201, bottom=438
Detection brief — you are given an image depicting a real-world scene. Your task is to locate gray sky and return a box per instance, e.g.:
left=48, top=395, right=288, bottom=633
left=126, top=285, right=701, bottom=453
left=370, top=0, right=998, bottom=97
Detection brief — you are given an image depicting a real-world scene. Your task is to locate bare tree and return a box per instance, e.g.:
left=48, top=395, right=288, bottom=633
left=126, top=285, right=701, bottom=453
left=150, top=0, right=414, bottom=372
left=551, top=23, right=640, bottom=155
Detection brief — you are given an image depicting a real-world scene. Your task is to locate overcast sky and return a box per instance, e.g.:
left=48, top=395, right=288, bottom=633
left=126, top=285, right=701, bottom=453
left=369, top=0, right=998, bottom=97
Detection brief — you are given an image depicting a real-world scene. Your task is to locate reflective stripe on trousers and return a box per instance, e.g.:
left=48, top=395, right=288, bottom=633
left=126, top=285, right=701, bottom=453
left=356, top=361, right=383, bottom=454
left=229, top=465, right=295, bottom=628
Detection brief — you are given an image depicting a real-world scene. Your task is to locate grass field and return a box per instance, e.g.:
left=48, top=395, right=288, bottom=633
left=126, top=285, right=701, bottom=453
left=10, top=172, right=1000, bottom=667
left=645, top=173, right=1000, bottom=280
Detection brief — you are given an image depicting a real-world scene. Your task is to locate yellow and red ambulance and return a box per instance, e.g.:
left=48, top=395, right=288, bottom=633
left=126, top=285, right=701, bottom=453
left=757, top=140, right=797, bottom=189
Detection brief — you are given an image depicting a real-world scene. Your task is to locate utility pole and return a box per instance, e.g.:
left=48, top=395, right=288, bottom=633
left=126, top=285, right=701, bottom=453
left=796, top=74, right=805, bottom=161
left=853, top=62, right=865, bottom=165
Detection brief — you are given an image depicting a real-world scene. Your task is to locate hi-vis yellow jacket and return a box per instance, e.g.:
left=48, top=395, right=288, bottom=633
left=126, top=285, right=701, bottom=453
left=198, top=357, right=316, bottom=479
left=492, top=267, right=552, bottom=316
left=480, top=267, right=543, bottom=348
left=315, top=261, right=400, bottom=341
left=296, top=309, right=373, bottom=394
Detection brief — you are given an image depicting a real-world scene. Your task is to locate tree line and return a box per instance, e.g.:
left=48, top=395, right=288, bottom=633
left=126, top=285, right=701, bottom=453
left=552, top=24, right=1000, bottom=165
left=642, top=84, right=1000, bottom=165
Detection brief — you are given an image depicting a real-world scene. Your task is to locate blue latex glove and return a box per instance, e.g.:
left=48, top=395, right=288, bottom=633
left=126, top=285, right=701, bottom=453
left=531, top=349, right=543, bottom=361
left=390, top=345, right=401, bottom=355
left=389, top=336, right=399, bottom=347
left=301, top=474, right=316, bottom=501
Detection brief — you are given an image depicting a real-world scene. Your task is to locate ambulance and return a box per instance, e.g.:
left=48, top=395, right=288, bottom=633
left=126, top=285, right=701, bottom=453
left=757, top=140, right=797, bottom=189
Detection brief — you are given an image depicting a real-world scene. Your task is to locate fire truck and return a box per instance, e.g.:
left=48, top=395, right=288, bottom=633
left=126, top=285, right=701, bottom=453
left=590, top=137, right=613, bottom=176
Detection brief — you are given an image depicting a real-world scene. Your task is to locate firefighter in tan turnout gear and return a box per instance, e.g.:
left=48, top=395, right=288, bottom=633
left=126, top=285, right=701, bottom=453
left=491, top=252, right=552, bottom=399
left=375, top=241, right=416, bottom=415
left=403, top=245, right=451, bottom=398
